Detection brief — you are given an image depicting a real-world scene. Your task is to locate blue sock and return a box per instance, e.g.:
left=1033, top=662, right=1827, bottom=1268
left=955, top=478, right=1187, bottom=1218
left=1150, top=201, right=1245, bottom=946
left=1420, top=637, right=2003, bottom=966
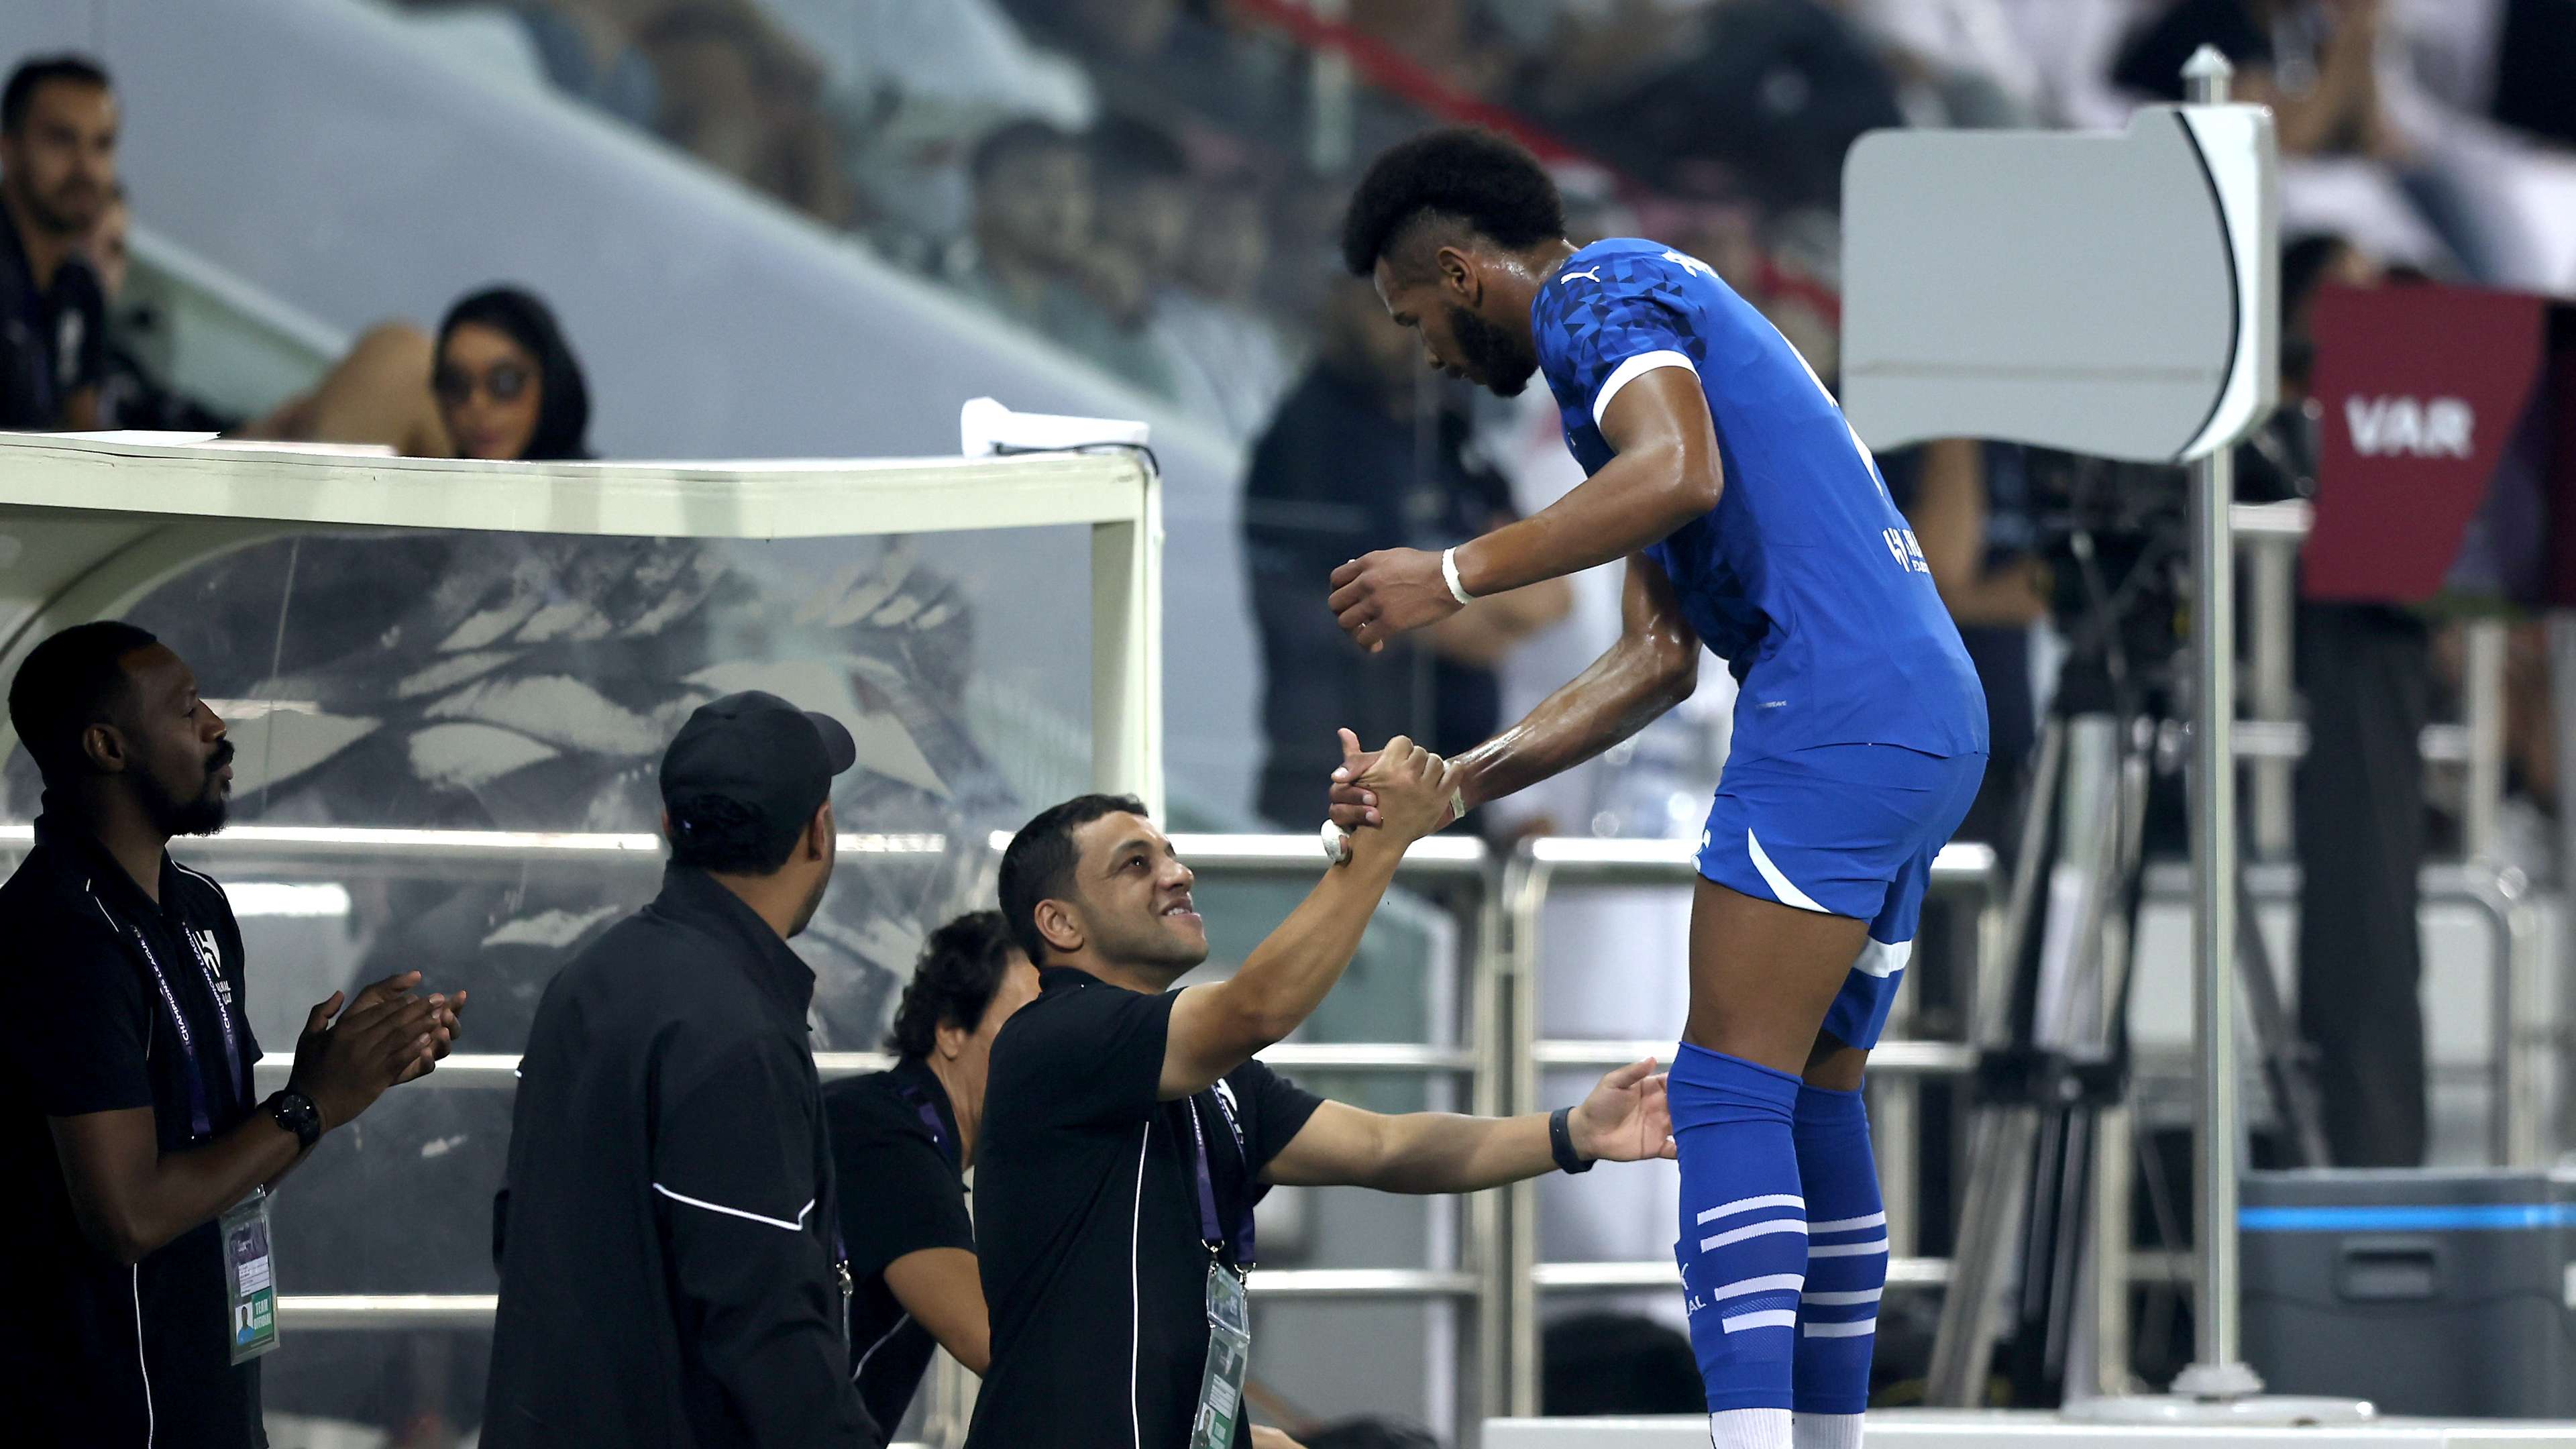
left=1670, top=1043, right=1807, bottom=1418
left=1790, top=1083, right=1885, bottom=1423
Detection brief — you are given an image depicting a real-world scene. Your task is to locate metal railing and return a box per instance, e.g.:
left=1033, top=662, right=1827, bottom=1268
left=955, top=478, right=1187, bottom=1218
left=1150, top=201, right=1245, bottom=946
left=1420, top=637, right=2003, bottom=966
left=152, top=832, right=1513, bottom=1429
left=12, top=504, right=2553, bottom=1428
left=1497, top=838, right=2002, bottom=1416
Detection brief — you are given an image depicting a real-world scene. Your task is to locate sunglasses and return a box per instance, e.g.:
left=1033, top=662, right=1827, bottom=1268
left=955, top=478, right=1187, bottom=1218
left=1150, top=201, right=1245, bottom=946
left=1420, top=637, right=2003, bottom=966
left=433, top=362, right=533, bottom=406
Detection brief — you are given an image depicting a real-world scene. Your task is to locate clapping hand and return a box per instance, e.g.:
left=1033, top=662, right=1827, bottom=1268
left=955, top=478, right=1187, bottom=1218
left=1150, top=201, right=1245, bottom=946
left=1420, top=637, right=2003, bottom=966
left=286, top=971, right=468, bottom=1132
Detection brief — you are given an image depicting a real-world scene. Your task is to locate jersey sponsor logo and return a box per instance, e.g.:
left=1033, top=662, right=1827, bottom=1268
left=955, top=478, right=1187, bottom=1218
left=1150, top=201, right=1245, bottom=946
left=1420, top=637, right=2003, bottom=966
left=1882, top=527, right=1930, bottom=575
left=1560, top=265, right=1603, bottom=284
left=2345, top=395, right=2473, bottom=458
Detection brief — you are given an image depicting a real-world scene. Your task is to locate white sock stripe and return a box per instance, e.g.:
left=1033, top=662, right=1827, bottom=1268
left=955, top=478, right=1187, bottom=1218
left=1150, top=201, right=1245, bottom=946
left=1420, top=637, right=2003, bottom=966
left=1697, top=1193, right=1805, bottom=1225
left=1745, top=829, right=1829, bottom=912
left=1699, top=1218, right=1810, bottom=1252
left=1807, top=1238, right=1890, bottom=1258
left=1719, top=1308, right=1799, bottom=1334
left=1711, top=1273, right=1806, bottom=1302
left=1789, top=1411, right=1865, bottom=1449
left=1800, top=1287, right=1884, bottom=1305
left=651, top=1183, right=814, bottom=1232
left=1711, top=1407, right=1794, bottom=1449
left=1803, top=1318, right=1878, bottom=1338
left=1809, top=1212, right=1887, bottom=1234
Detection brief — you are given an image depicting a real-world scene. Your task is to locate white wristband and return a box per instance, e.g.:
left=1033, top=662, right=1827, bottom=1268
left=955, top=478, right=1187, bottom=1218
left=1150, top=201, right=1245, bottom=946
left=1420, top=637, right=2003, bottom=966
left=1440, top=547, right=1474, bottom=605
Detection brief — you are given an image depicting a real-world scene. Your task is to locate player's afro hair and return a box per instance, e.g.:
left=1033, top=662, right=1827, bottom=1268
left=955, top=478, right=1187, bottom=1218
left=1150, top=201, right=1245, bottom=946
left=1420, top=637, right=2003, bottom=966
left=1340, top=127, right=1564, bottom=278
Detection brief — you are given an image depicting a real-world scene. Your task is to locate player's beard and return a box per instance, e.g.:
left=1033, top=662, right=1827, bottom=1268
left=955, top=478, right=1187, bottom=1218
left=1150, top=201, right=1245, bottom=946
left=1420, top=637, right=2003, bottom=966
left=1446, top=305, right=1538, bottom=398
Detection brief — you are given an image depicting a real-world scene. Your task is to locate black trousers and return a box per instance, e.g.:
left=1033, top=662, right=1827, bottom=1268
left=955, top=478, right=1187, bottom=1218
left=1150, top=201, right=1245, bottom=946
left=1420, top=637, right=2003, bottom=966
left=2294, top=602, right=2432, bottom=1167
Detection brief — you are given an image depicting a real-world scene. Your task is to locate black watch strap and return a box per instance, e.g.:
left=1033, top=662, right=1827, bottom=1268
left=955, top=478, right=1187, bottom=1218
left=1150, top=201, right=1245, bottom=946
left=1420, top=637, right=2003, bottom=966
left=1549, top=1106, right=1593, bottom=1174
left=268, top=1089, right=322, bottom=1150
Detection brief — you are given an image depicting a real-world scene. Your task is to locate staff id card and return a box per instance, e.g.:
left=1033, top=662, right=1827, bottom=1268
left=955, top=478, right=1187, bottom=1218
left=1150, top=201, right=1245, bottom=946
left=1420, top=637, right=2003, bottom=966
left=221, top=1189, right=280, bottom=1364
left=1189, top=1260, right=1252, bottom=1449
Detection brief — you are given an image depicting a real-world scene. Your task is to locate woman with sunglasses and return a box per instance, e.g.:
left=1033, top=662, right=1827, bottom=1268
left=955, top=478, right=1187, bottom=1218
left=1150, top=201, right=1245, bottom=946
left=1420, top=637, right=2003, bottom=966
left=242, top=284, right=592, bottom=462
left=430, top=287, right=591, bottom=461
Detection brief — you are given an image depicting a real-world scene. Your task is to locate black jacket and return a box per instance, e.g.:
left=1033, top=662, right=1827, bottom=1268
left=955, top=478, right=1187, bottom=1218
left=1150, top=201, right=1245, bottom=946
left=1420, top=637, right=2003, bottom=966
left=484, top=867, right=877, bottom=1449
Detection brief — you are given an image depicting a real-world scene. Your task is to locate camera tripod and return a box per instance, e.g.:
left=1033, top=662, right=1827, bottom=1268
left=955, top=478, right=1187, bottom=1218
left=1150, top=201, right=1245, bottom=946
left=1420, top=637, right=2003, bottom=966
left=1921, top=651, right=2328, bottom=1406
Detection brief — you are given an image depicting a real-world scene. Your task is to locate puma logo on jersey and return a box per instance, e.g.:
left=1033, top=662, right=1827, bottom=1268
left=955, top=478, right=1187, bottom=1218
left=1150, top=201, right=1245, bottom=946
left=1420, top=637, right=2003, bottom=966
left=1560, top=266, right=1602, bottom=284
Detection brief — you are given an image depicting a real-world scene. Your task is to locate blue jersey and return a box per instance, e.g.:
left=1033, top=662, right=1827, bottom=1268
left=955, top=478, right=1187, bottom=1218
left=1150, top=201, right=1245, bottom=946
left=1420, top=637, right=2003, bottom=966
left=1532, top=238, right=1986, bottom=763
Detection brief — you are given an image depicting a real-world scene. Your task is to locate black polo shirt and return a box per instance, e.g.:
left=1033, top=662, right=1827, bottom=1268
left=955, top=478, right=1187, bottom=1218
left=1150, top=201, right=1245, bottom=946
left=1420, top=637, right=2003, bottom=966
left=0, top=209, right=104, bottom=429
left=823, top=1058, right=975, bottom=1431
left=485, top=865, right=877, bottom=1449
left=967, top=968, right=1322, bottom=1449
left=0, top=812, right=265, bottom=1448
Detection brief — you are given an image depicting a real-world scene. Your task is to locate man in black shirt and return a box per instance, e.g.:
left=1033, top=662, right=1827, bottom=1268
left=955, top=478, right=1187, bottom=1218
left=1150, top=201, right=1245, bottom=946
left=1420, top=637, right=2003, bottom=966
left=971, top=747, right=1676, bottom=1449
left=0, top=55, right=114, bottom=430
left=825, top=910, right=1040, bottom=1432
left=1244, top=278, right=1568, bottom=828
left=0, top=621, right=463, bottom=1447
left=486, top=690, right=879, bottom=1449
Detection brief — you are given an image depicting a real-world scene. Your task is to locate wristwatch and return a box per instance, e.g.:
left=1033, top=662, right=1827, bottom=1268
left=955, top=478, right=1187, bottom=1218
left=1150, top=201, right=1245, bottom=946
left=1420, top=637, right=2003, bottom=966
left=1549, top=1106, right=1594, bottom=1175
left=266, top=1089, right=323, bottom=1150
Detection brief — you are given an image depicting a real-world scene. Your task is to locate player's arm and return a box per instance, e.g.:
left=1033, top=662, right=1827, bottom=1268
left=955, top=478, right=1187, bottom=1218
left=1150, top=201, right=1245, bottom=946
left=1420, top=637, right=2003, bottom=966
left=1262, top=1059, right=1672, bottom=1193
left=1161, top=739, right=1454, bottom=1099
left=1328, top=368, right=1718, bottom=651
left=1330, top=550, right=1698, bottom=830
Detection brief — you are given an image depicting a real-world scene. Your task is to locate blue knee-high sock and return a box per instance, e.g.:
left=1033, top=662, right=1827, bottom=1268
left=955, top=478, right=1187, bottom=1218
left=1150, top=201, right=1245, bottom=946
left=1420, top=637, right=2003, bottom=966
left=1791, top=1083, right=1885, bottom=1423
left=1670, top=1044, right=1807, bottom=1417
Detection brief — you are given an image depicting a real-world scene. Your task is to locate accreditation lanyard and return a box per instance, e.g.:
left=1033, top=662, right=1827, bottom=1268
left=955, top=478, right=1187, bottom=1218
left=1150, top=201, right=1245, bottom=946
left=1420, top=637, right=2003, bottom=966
left=894, top=1081, right=958, bottom=1170
left=126, top=913, right=244, bottom=1142
left=1182, top=1095, right=1256, bottom=1268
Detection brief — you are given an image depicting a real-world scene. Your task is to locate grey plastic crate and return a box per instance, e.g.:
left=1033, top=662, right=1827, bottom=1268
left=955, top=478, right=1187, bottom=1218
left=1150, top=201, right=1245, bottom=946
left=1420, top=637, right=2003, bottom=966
left=2239, top=1167, right=2576, bottom=1417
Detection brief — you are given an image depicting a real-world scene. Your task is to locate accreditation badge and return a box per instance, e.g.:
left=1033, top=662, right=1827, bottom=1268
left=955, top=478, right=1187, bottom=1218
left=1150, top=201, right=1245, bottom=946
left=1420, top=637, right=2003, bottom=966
left=221, top=1189, right=280, bottom=1364
left=1189, top=1260, right=1252, bottom=1449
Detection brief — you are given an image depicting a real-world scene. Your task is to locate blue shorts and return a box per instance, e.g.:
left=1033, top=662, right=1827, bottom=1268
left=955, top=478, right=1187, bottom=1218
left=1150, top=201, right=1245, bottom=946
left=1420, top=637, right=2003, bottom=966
left=1695, top=743, right=1987, bottom=1050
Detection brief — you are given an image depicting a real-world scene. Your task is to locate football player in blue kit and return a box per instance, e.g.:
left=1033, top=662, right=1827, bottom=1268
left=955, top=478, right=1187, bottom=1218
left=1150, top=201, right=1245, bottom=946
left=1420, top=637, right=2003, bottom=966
left=1326, top=129, right=1987, bottom=1449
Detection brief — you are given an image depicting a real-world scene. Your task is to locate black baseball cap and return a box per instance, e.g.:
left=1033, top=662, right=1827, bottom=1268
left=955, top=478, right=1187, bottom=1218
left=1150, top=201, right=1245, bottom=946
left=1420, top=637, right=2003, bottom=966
left=660, top=691, right=858, bottom=851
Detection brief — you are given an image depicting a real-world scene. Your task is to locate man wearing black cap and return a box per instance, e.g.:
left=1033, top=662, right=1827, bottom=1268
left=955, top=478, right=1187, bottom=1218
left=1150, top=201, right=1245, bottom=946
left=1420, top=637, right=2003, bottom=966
left=484, top=690, right=880, bottom=1449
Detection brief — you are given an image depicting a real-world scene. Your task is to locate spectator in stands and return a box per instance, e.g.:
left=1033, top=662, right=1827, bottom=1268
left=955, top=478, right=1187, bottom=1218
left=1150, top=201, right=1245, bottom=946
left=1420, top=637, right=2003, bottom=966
left=1243, top=278, right=1568, bottom=828
left=81, top=186, right=240, bottom=434
left=1521, top=0, right=1904, bottom=214
left=0, top=54, right=113, bottom=432
left=248, top=285, right=592, bottom=461
left=955, top=119, right=1172, bottom=396
left=637, top=3, right=851, bottom=225
left=1161, top=175, right=1299, bottom=443
left=514, top=0, right=662, bottom=129
left=2112, top=0, right=2514, bottom=281
left=431, top=286, right=594, bottom=461
left=1886, top=438, right=2046, bottom=847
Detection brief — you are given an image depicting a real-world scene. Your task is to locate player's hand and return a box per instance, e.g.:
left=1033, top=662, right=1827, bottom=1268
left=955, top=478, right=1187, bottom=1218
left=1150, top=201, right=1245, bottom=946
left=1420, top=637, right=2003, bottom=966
left=1348, top=733, right=1454, bottom=845
left=1328, top=728, right=1383, bottom=831
left=1329, top=547, right=1463, bottom=653
left=1568, top=1058, right=1677, bottom=1165
left=1329, top=728, right=1463, bottom=835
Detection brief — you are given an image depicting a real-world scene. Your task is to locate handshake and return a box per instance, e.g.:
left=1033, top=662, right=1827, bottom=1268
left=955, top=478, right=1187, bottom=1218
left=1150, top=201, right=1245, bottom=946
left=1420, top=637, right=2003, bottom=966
left=1319, top=727, right=1466, bottom=863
